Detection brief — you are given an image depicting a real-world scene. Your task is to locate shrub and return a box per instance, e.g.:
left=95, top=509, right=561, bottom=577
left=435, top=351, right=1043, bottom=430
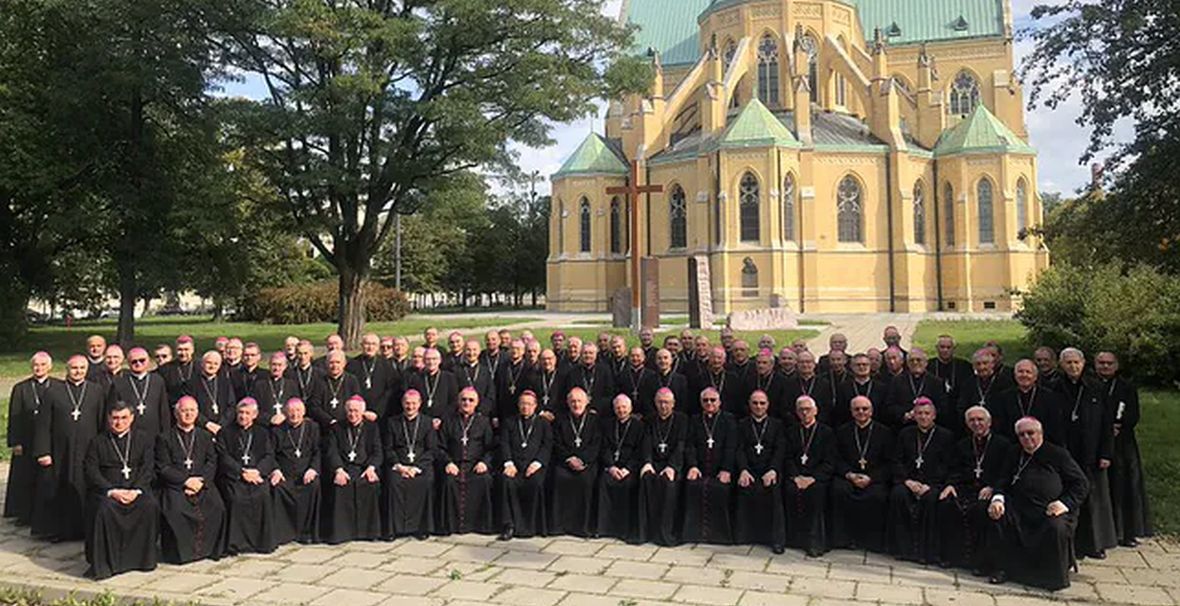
left=1017, top=263, right=1180, bottom=386
left=239, top=280, right=410, bottom=324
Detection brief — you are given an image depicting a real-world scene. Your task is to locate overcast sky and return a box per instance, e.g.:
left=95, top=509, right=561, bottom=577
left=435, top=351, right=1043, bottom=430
left=220, top=0, right=1121, bottom=198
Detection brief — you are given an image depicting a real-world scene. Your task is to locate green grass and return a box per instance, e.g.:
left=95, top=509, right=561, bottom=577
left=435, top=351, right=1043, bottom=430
left=915, top=318, right=1180, bottom=537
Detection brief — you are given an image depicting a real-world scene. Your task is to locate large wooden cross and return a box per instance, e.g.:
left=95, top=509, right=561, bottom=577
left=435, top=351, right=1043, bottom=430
left=606, top=159, right=662, bottom=328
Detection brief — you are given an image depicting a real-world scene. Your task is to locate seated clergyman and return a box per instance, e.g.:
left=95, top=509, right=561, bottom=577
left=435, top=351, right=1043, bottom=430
left=270, top=397, right=322, bottom=545
left=324, top=396, right=382, bottom=544
left=497, top=390, right=552, bottom=540
left=382, top=389, right=437, bottom=539
left=217, top=397, right=276, bottom=554
left=156, top=396, right=227, bottom=564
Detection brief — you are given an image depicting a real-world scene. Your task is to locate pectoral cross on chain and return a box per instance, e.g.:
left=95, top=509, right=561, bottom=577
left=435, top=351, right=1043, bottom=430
left=800, top=453, right=809, bottom=466
left=71, top=409, right=81, bottom=421
left=754, top=443, right=764, bottom=455
left=706, top=437, right=715, bottom=449
left=460, top=435, right=469, bottom=447
left=242, top=451, right=251, bottom=466
left=184, top=458, right=193, bottom=471
left=121, top=465, right=131, bottom=480
left=658, top=442, right=668, bottom=455
left=407, top=450, right=416, bottom=463
left=974, top=465, right=983, bottom=479
left=915, top=455, right=924, bottom=469
left=348, top=450, right=357, bottom=463
left=574, top=437, right=582, bottom=448
left=136, top=402, right=146, bottom=416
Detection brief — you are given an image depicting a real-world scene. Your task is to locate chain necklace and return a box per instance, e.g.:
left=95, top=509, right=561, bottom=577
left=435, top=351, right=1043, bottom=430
left=402, top=415, right=421, bottom=463
left=540, top=369, right=556, bottom=409
left=581, top=365, right=597, bottom=394
left=238, top=429, right=254, bottom=466
left=128, top=374, right=150, bottom=415
left=1068, top=379, right=1085, bottom=422
left=423, top=371, right=441, bottom=409
left=459, top=413, right=476, bottom=447
left=914, top=426, right=937, bottom=470
left=286, top=422, right=307, bottom=459
left=798, top=422, right=817, bottom=466
left=518, top=414, right=537, bottom=449
left=612, top=416, right=632, bottom=462
left=327, top=375, right=344, bottom=409
left=702, top=412, right=719, bottom=450
left=798, top=375, right=816, bottom=397
left=757, top=372, right=775, bottom=392
left=110, top=432, right=133, bottom=480
left=507, top=361, right=525, bottom=395
left=751, top=416, right=769, bottom=455
left=654, top=413, right=675, bottom=455
left=66, top=380, right=87, bottom=422
left=176, top=428, right=197, bottom=471
left=1018, top=386, right=1037, bottom=417
left=362, top=357, right=376, bottom=390
left=202, top=375, right=220, bottom=417
left=570, top=412, right=588, bottom=448
left=908, top=373, right=926, bottom=399
left=975, top=374, right=995, bottom=406
left=853, top=422, right=874, bottom=470
left=270, top=377, right=285, bottom=414
left=346, top=424, right=362, bottom=462
left=1012, top=449, right=1036, bottom=483
left=972, top=433, right=992, bottom=480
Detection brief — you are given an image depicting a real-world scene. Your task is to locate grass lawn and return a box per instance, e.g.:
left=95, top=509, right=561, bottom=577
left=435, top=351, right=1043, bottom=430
left=915, top=318, right=1180, bottom=537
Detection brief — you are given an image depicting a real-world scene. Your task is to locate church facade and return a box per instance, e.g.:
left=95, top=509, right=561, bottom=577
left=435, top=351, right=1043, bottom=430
left=547, top=0, right=1048, bottom=314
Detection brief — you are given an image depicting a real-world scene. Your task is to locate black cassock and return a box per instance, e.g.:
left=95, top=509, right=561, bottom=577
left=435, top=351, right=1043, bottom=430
left=158, top=359, right=196, bottom=404
left=498, top=413, right=552, bottom=537
left=456, top=361, right=498, bottom=418
left=313, top=373, right=363, bottom=428
left=565, top=364, right=616, bottom=416
left=834, top=378, right=888, bottom=430
left=992, top=386, right=1066, bottom=446
left=272, top=419, right=322, bottom=545
left=217, top=422, right=277, bottom=554
left=324, top=421, right=383, bottom=543
left=638, top=411, right=688, bottom=546
left=783, top=422, right=836, bottom=553
left=955, top=373, right=1013, bottom=437
left=438, top=412, right=496, bottom=534
left=617, top=366, right=660, bottom=419
left=937, top=432, right=1010, bottom=569
left=690, top=368, right=743, bottom=418
left=255, top=375, right=301, bottom=424
left=782, top=375, right=835, bottom=426
left=1103, top=375, right=1152, bottom=543
left=107, top=373, right=170, bottom=438
left=884, top=373, right=950, bottom=430
left=887, top=424, right=955, bottom=563
left=83, top=429, right=159, bottom=580
left=652, top=371, right=690, bottom=417
left=549, top=410, right=600, bottom=537
left=31, top=379, right=103, bottom=540
left=494, top=359, right=530, bottom=419
left=931, top=356, right=973, bottom=404
left=85, top=357, right=107, bottom=384
left=286, top=363, right=326, bottom=410
left=734, top=415, right=787, bottom=548
left=156, top=427, right=227, bottom=563
left=1059, top=376, right=1117, bottom=556
left=231, top=366, right=265, bottom=400
left=748, top=372, right=788, bottom=422
left=524, top=367, right=566, bottom=417
left=382, top=413, right=436, bottom=537
left=986, top=442, right=1089, bottom=590
left=4, top=377, right=54, bottom=523
left=188, top=373, right=236, bottom=431
left=682, top=411, right=737, bottom=545
left=597, top=414, right=645, bottom=542
left=831, top=421, right=895, bottom=552
left=348, top=355, right=396, bottom=419
left=406, top=369, right=459, bottom=420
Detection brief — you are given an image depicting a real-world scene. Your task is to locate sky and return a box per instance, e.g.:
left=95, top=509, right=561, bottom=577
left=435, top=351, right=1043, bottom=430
left=219, top=0, right=1123, bottom=198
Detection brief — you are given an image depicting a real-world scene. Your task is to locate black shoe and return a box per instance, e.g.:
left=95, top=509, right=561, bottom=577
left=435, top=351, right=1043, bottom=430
left=971, top=567, right=988, bottom=577
left=806, top=547, right=823, bottom=558
left=989, top=571, right=1007, bottom=585
left=1088, top=550, right=1107, bottom=560
left=938, top=559, right=953, bottom=569
left=498, top=527, right=514, bottom=541
left=1120, top=538, right=1139, bottom=548
left=415, top=532, right=430, bottom=540
left=772, top=544, right=786, bottom=555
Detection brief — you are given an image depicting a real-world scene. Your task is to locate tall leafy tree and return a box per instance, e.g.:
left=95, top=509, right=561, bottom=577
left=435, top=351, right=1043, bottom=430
left=213, top=0, right=639, bottom=345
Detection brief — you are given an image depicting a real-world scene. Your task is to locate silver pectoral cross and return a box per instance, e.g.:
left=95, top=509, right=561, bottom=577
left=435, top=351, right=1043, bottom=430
left=242, top=452, right=251, bottom=466
left=407, top=450, right=416, bottom=463
left=974, top=465, right=983, bottom=479
left=348, top=450, right=357, bottom=462
left=542, top=395, right=549, bottom=407
left=521, top=441, right=528, bottom=449
left=330, top=397, right=339, bottom=409
left=121, top=465, right=131, bottom=480
left=460, top=435, right=468, bottom=447
left=915, top=455, right=924, bottom=469
left=658, top=442, right=668, bottom=454
left=574, top=436, right=582, bottom=448
left=184, top=458, right=193, bottom=471
left=365, top=377, right=372, bottom=390
left=71, top=408, right=81, bottom=421
left=295, top=448, right=302, bottom=458
left=706, top=438, right=715, bottom=449
left=800, top=453, right=809, bottom=466
left=754, top=443, right=764, bottom=455
left=136, top=402, right=146, bottom=415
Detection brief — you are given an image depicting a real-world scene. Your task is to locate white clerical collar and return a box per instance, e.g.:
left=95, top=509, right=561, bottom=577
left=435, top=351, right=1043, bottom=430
left=132, top=371, right=148, bottom=379
left=115, top=429, right=130, bottom=439
left=34, top=376, right=49, bottom=384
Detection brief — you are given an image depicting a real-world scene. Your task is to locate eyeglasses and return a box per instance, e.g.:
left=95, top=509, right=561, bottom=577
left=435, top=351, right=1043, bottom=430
left=702, top=397, right=719, bottom=402
left=1017, top=430, right=1039, bottom=437
left=130, top=358, right=148, bottom=364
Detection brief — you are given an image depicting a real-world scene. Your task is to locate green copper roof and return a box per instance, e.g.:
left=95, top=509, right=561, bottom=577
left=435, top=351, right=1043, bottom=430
left=554, top=133, right=628, bottom=177
left=627, top=0, right=1006, bottom=66
left=711, top=99, right=800, bottom=150
left=934, top=104, right=1035, bottom=157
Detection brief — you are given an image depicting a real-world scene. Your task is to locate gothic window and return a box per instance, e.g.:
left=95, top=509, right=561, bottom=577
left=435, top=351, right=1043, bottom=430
left=741, top=257, right=759, bottom=297
left=913, top=182, right=926, bottom=245
left=835, top=73, right=847, bottom=106
left=1016, top=178, right=1029, bottom=235
left=978, top=178, right=995, bottom=244
left=800, top=35, right=819, bottom=104
left=739, top=172, right=761, bottom=242
left=714, top=194, right=722, bottom=244
left=757, top=34, right=780, bottom=107
left=556, top=198, right=564, bottom=253
left=669, top=185, right=687, bottom=249
left=782, top=173, right=796, bottom=241
left=944, top=183, right=956, bottom=246
left=949, top=71, right=980, bottom=116
left=837, top=175, right=863, bottom=243
left=723, top=39, right=737, bottom=70
left=579, top=198, right=591, bottom=253
left=609, top=197, right=624, bottom=254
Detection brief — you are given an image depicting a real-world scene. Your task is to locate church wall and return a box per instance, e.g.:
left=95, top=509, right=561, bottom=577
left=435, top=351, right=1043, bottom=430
left=547, top=173, right=628, bottom=311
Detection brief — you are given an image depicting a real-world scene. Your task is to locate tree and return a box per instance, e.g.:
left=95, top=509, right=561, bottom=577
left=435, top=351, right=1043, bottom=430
left=1021, top=1, right=1180, bottom=271
left=213, top=0, right=640, bottom=346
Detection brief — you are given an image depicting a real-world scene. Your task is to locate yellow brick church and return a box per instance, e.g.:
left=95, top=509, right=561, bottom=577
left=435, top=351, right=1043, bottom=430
left=547, top=0, right=1048, bottom=314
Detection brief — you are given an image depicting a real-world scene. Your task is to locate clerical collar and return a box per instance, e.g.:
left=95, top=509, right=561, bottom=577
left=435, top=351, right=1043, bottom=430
left=89, top=356, right=103, bottom=364
left=245, top=365, right=258, bottom=372
left=288, top=419, right=303, bottom=428
left=239, top=422, right=254, bottom=431
left=799, top=373, right=815, bottom=381
left=658, top=413, right=673, bottom=422
left=855, top=376, right=871, bottom=385
left=856, top=420, right=872, bottom=430
left=329, top=372, right=344, bottom=380
left=299, top=363, right=312, bottom=371
left=801, top=420, right=816, bottom=429
left=178, top=425, right=195, bottom=433
left=70, top=378, right=85, bottom=386
left=974, top=432, right=990, bottom=444
left=917, top=425, right=935, bottom=434
left=114, top=429, right=130, bottom=439
left=751, top=414, right=768, bottom=423
left=34, top=376, right=48, bottom=384
left=132, top=371, right=148, bottom=379
left=404, top=413, right=419, bottom=422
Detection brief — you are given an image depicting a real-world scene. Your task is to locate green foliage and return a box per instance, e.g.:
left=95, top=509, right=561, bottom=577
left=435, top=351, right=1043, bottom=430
left=1015, top=263, right=1180, bottom=385
left=239, top=281, right=410, bottom=324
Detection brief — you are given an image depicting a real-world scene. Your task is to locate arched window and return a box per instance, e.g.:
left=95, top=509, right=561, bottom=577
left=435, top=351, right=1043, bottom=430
left=609, top=197, right=624, bottom=254
left=949, top=71, right=980, bottom=116
left=669, top=185, right=687, bottom=249
left=977, top=178, right=994, bottom=244
left=782, top=173, right=796, bottom=241
left=741, top=257, right=759, bottom=298
left=739, top=172, right=760, bottom=242
left=556, top=198, right=564, bottom=253
left=837, top=175, right=863, bottom=243
left=714, top=195, right=722, bottom=244
left=579, top=198, right=591, bottom=253
left=757, top=34, right=780, bottom=107
left=1016, top=178, right=1029, bottom=235
left=913, top=182, right=926, bottom=245
left=944, top=183, right=956, bottom=246
left=800, top=35, right=819, bottom=104
left=835, top=73, right=847, bottom=107
left=723, top=39, right=737, bottom=70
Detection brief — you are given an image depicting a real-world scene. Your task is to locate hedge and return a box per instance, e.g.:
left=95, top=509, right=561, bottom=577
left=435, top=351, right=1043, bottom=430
left=238, top=280, right=410, bottom=324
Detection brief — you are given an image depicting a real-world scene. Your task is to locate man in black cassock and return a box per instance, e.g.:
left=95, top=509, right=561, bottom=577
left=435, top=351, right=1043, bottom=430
left=456, top=339, right=497, bottom=419
left=6, top=352, right=56, bottom=525
left=784, top=395, right=836, bottom=557
left=1058, top=348, right=1117, bottom=559
left=83, top=401, right=159, bottom=580
left=525, top=349, right=565, bottom=418
left=877, top=347, right=905, bottom=385
left=407, top=347, right=458, bottom=424
left=1035, top=346, right=1061, bottom=388
left=314, top=350, right=362, bottom=428
left=682, top=387, right=736, bottom=545
left=834, top=354, right=887, bottom=430
left=549, top=387, right=600, bottom=537
left=984, top=417, right=1089, bottom=590
left=831, top=395, right=895, bottom=552
left=566, top=343, right=616, bottom=416
left=777, top=347, right=798, bottom=380
left=270, top=397, right=321, bottom=545
left=992, top=360, right=1065, bottom=446
left=638, top=387, right=688, bottom=546
left=324, top=396, right=383, bottom=543
left=382, top=389, right=436, bottom=539
left=884, top=348, right=948, bottom=429
left=887, top=397, right=955, bottom=564
left=84, top=335, right=107, bottom=383
left=231, top=343, right=265, bottom=399
left=287, top=340, right=325, bottom=408
left=156, top=396, right=227, bottom=564
left=597, top=394, right=645, bottom=542
left=495, top=339, right=530, bottom=419
left=107, top=347, right=170, bottom=438
left=32, top=355, right=104, bottom=540
left=218, top=397, right=277, bottom=554
left=158, top=335, right=197, bottom=404
left=222, top=338, right=245, bottom=380
left=616, top=347, right=658, bottom=419
left=782, top=352, right=833, bottom=426
left=652, top=348, right=690, bottom=413
left=931, top=335, right=972, bottom=403
left=442, top=331, right=465, bottom=372
left=692, top=346, right=742, bottom=417
left=1095, top=351, right=1152, bottom=546
left=348, top=333, right=396, bottom=420
left=936, top=405, right=1010, bottom=571
left=312, top=334, right=344, bottom=372
left=734, top=390, right=787, bottom=554
left=259, top=352, right=300, bottom=425
left=439, top=387, right=496, bottom=534
left=726, top=340, right=756, bottom=397
left=955, top=349, right=1012, bottom=438
left=190, top=350, right=235, bottom=435
left=750, top=349, right=788, bottom=421
left=497, top=390, right=552, bottom=540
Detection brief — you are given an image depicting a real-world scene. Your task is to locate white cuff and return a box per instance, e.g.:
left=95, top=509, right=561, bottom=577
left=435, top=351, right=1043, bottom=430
left=990, top=495, right=1005, bottom=504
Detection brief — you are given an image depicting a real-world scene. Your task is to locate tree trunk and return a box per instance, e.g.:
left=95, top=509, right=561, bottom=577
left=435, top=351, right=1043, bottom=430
left=338, top=268, right=367, bottom=349
left=141, top=296, right=151, bottom=317
left=116, top=264, right=137, bottom=346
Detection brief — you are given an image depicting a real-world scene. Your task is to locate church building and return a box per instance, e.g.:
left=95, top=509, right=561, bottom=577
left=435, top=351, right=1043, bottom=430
left=547, top=0, right=1048, bottom=314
